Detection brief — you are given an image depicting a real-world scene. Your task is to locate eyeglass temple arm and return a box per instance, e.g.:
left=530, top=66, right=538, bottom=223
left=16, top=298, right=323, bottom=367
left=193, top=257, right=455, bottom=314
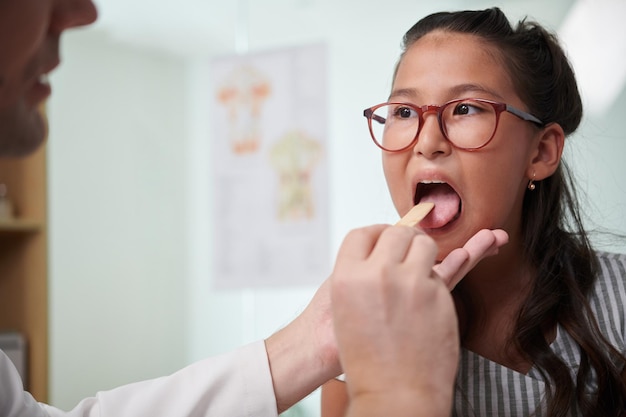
left=505, top=104, right=544, bottom=126
left=363, top=108, right=386, bottom=125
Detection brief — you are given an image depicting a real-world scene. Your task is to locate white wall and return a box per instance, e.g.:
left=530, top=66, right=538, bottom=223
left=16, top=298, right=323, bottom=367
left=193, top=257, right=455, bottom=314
left=48, top=29, right=188, bottom=407
left=46, top=1, right=626, bottom=415
left=565, top=86, right=626, bottom=253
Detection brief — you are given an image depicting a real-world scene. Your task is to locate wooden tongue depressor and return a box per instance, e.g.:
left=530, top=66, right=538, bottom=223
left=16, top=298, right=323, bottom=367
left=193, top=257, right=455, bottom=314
left=394, top=202, right=442, bottom=280
left=395, top=202, right=435, bottom=227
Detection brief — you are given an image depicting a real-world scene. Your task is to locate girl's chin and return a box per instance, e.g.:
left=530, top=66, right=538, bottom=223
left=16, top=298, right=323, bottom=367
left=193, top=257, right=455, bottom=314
left=431, top=231, right=476, bottom=262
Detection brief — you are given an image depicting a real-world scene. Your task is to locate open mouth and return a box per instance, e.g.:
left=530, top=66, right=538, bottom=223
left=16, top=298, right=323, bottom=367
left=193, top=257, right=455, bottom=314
left=414, top=181, right=462, bottom=229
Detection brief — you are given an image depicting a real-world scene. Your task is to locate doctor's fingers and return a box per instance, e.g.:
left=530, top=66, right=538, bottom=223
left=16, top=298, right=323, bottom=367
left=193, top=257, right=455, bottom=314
left=331, top=225, right=428, bottom=290
left=400, top=232, right=439, bottom=278
left=368, top=225, right=428, bottom=264
left=334, top=224, right=390, bottom=262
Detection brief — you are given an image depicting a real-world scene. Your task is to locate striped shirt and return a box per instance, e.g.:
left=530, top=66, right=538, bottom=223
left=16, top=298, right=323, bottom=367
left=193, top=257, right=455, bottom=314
left=454, top=251, right=626, bottom=416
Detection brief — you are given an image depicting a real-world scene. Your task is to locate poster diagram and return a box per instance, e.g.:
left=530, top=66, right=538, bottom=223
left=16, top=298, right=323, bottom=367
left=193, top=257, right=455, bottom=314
left=269, top=129, right=322, bottom=221
left=210, top=44, right=329, bottom=288
left=216, top=66, right=271, bottom=154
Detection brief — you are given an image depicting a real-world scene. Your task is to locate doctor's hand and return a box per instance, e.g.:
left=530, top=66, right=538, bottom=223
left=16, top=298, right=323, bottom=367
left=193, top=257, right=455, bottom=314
left=264, top=225, right=507, bottom=414
left=331, top=224, right=458, bottom=417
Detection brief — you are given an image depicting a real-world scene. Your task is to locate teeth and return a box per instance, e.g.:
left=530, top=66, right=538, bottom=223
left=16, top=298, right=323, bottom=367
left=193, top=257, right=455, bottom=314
left=39, top=74, right=49, bottom=85
left=419, top=180, right=445, bottom=184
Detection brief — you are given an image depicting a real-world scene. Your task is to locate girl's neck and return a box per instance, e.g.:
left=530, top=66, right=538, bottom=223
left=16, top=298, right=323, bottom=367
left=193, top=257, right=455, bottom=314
left=464, top=238, right=532, bottom=300
left=454, top=238, right=537, bottom=373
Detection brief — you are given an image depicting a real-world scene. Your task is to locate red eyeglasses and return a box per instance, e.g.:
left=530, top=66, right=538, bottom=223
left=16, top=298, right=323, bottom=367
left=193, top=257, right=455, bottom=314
left=363, top=98, right=544, bottom=152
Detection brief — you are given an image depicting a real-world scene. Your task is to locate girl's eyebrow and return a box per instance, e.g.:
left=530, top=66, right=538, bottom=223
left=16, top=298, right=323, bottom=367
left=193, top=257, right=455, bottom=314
left=389, top=83, right=506, bottom=102
left=388, top=87, right=418, bottom=101
left=449, top=83, right=506, bottom=100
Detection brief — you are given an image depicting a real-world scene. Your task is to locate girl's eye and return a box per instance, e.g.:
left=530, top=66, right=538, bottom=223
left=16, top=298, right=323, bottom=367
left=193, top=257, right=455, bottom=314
left=453, top=102, right=482, bottom=116
left=394, top=106, right=416, bottom=118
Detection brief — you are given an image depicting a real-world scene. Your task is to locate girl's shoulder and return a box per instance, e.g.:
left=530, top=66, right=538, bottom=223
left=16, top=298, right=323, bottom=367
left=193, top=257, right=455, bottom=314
left=594, top=251, right=626, bottom=280
left=590, top=251, right=626, bottom=348
left=592, top=251, right=626, bottom=295
left=595, top=250, right=626, bottom=262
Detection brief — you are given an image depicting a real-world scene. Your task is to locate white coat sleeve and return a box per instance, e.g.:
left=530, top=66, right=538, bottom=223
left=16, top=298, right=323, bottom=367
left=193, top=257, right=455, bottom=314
left=1, top=341, right=278, bottom=417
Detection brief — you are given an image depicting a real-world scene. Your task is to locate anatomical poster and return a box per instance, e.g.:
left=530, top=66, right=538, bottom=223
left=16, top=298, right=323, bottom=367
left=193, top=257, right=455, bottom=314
left=210, top=43, right=329, bottom=288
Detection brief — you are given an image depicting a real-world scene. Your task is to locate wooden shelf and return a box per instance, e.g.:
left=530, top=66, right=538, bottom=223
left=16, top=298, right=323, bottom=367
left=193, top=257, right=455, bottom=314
left=0, top=146, right=48, bottom=402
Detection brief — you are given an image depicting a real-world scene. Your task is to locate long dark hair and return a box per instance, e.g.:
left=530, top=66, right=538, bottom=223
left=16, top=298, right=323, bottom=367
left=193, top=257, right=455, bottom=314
left=399, top=8, right=626, bottom=417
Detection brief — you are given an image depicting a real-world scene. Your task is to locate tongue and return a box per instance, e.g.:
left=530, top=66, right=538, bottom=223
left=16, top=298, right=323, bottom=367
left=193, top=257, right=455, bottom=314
left=417, top=184, right=461, bottom=229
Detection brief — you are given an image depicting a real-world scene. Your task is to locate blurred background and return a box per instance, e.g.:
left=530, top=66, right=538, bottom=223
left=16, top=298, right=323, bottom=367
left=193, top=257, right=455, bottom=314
left=46, top=0, right=626, bottom=415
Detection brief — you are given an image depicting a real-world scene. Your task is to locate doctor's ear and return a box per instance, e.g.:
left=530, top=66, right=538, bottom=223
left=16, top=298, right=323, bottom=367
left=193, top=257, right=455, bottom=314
left=527, top=122, right=565, bottom=181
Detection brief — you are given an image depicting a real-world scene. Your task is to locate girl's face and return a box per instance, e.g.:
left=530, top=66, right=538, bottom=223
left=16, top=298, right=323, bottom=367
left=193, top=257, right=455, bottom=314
left=383, top=31, right=539, bottom=260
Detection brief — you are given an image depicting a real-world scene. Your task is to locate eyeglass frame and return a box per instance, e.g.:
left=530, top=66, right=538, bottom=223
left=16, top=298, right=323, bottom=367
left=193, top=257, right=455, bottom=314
left=363, top=98, right=545, bottom=152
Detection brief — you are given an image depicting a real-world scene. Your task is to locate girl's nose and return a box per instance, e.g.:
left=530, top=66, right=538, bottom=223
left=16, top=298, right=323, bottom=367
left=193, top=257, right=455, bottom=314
left=412, top=112, right=452, bottom=158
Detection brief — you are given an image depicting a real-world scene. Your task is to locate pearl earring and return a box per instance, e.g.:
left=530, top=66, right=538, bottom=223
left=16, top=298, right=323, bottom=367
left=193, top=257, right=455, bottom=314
left=528, top=172, right=536, bottom=191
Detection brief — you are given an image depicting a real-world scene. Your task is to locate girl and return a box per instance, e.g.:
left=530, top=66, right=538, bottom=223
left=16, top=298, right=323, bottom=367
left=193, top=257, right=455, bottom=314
left=322, top=7, right=626, bottom=417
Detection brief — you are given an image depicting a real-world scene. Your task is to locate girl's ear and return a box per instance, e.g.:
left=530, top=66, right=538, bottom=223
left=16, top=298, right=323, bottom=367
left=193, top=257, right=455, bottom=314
left=527, top=123, right=565, bottom=180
